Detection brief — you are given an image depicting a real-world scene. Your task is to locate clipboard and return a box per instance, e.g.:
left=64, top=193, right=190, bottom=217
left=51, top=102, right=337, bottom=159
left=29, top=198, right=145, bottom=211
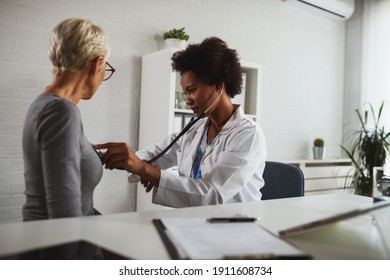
left=153, top=219, right=182, bottom=260
left=153, top=218, right=311, bottom=260
left=279, top=199, right=390, bottom=237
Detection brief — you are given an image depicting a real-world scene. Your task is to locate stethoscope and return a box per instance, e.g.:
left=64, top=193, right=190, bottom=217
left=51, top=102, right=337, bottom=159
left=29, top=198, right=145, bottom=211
left=93, top=88, right=224, bottom=166
left=145, top=88, right=224, bottom=164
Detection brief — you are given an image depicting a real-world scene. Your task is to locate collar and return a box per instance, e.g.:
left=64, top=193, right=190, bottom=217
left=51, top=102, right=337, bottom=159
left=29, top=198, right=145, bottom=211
left=194, top=104, right=244, bottom=135
left=214, top=104, right=244, bottom=135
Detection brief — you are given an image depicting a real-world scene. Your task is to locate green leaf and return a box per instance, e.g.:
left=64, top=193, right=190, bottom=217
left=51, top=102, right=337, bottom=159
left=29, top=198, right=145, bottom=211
left=341, top=100, right=389, bottom=197
left=163, top=27, right=190, bottom=40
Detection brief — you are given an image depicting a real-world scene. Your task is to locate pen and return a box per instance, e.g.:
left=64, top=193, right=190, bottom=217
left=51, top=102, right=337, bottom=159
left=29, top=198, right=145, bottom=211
left=207, top=217, right=259, bottom=223
left=224, top=253, right=312, bottom=260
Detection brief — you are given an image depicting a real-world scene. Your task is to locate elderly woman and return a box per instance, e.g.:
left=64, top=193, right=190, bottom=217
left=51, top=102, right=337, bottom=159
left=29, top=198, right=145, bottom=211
left=22, top=18, right=114, bottom=222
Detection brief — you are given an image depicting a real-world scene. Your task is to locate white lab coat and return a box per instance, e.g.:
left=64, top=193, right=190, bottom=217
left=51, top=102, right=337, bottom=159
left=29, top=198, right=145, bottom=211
left=131, top=105, right=267, bottom=208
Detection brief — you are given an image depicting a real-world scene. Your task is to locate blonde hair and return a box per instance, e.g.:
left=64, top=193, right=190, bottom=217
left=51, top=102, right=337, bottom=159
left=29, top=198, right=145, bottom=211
left=48, top=18, right=111, bottom=75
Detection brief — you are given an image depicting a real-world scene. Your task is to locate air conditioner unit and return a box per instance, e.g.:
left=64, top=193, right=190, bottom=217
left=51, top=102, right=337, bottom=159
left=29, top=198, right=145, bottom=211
left=283, top=0, right=355, bottom=21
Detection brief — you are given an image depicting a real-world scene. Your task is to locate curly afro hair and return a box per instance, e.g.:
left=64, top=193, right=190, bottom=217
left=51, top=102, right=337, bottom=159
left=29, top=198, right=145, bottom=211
left=171, top=37, right=242, bottom=98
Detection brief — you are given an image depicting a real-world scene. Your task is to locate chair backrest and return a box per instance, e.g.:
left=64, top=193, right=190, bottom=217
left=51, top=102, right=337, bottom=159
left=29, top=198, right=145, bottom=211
left=261, top=161, right=304, bottom=200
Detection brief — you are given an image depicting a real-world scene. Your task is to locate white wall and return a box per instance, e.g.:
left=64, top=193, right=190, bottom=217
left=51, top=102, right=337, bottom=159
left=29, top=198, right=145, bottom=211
left=360, top=0, right=390, bottom=129
left=345, top=0, right=390, bottom=131
left=0, top=0, right=349, bottom=223
left=344, top=0, right=390, bottom=175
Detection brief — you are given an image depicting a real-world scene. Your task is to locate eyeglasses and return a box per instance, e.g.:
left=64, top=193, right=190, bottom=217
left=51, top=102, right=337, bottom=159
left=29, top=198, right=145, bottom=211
left=103, top=61, right=115, bottom=81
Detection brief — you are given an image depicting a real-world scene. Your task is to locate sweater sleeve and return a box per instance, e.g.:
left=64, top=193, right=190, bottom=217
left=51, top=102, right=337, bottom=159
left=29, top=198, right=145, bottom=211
left=37, top=100, right=83, bottom=218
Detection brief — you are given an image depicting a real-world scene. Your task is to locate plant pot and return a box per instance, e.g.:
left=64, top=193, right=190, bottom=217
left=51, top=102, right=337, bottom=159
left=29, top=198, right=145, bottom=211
left=313, top=147, right=325, bottom=160
left=356, top=175, right=372, bottom=197
left=164, top=39, right=187, bottom=49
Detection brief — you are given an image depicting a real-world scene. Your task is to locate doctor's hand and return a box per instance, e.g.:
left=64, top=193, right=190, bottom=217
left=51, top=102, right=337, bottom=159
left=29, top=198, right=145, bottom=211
left=140, top=176, right=157, bottom=193
left=94, top=142, right=161, bottom=188
left=94, top=142, right=141, bottom=173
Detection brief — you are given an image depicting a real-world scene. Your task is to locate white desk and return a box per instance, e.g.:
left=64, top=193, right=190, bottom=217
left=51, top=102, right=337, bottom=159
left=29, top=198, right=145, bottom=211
left=0, top=193, right=389, bottom=259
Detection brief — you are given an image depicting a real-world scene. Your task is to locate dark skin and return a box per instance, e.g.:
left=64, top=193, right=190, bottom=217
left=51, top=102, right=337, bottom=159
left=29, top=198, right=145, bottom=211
left=95, top=70, right=235, bottom=192
left=181, top=70, right=234, bottom=143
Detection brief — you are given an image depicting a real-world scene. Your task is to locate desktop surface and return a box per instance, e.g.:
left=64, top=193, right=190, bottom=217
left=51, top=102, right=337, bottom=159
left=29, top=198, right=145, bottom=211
left=0, top=193, right=388, bottom=259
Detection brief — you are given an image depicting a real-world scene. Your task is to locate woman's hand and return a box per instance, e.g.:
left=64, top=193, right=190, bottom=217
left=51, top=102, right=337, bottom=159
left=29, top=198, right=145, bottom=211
left=94, top=142, right=161, bottom=189
left=140, top=177, right=156, bottom=193
left=94, top=142, right=141, bottom=173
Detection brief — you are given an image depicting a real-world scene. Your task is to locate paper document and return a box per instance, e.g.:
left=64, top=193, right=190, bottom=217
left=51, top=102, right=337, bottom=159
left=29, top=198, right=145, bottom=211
left=153, top=218, right=309, bottom=260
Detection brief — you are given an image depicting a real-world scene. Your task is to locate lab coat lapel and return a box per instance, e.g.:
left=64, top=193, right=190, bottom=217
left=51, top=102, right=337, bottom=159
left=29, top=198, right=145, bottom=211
left=202, top=105, right=243, bottom=158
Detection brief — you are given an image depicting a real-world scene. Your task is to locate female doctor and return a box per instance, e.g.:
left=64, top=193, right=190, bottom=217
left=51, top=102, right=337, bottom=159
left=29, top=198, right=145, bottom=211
left=96, top=37, right=267, bottom=208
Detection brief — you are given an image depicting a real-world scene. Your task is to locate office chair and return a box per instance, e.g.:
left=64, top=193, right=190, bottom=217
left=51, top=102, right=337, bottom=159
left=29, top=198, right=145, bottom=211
left=261, top=161, right=304, bottom=200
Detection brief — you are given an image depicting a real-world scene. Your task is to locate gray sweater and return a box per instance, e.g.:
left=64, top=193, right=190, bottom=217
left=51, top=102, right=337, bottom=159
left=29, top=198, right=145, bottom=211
left=22, top=94, right=103, bottom=221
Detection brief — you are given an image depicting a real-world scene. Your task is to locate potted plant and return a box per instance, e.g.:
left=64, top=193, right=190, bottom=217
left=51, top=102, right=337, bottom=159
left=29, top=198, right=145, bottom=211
left=163, top=27, right=189, bottom=49
left=341, top=101, right=390, bottom=197
left=313, top=138, right=325, bottom=159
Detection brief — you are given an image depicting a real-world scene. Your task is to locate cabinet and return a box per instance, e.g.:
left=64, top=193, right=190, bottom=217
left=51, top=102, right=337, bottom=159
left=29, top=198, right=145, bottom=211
left=136, top=48, right=262, bottom=211
left=282, top=159, right=353, bottom=195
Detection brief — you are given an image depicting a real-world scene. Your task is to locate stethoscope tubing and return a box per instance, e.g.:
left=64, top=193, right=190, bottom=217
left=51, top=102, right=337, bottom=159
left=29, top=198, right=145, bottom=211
left=146, top=89, right=223, bottom=164
left=146, top=113, right=203, bottom=164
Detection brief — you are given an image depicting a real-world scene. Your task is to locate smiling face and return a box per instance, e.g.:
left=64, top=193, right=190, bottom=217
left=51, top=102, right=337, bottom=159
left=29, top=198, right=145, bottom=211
left=180, top=70, right=219, bottom=117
